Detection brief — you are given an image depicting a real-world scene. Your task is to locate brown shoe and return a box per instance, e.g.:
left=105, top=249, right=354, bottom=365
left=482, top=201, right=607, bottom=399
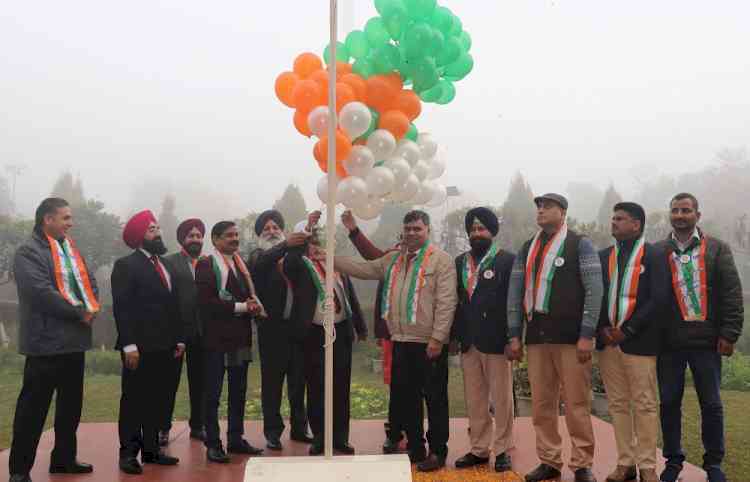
left=606, top=465, right=637, bottom=482
left=639, top=468, right=658, bottom=482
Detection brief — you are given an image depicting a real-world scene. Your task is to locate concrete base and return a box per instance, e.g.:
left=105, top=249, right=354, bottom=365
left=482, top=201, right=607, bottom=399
left=244, top=454, right=411, bottom=482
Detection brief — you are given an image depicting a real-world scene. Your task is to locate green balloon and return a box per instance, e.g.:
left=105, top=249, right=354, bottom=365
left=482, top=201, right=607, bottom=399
left=402, top=22, right=433, bottom=60
left=382, top=3, right=408, bottom=40
left=372, top=44, right=402, bottom=73
left=436, top=80, right=456, bottom=104
left=412, top=57, right=439, bottom=91
left=444, top=52, right=473, bottom=81
left=417, top=81, right=443, bottom=102
left=346, top=30, right=370, bottom=59
left=375, top=0, right=404, bottom=16
left=436, top=35, right=461, bottom=66
left=365, top=17, right=390, bottom=46
left=324, top=41, right=350, bottom=64
left=430, top=6, right=454, bottom=35
left=428, top=27, right=444, bottom=56
left=459, top=30, right=472, bottom=52
left=405, top=123, right=418, bottom=141
left=449, top=13, right=463, bottom=36
left=353, top=57, right=375, bottom=78
left=357, top=108, right=380, bottom=141
left=404, top=0, right=436, bottom=20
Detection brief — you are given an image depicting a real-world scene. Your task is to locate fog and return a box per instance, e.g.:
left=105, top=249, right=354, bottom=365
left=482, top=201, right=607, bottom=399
left=2, top=0, right=749, bottom=222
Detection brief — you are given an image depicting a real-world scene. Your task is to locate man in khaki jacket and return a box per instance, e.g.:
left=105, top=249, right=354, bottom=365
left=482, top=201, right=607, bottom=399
left=335, top=210, right=458, bottom=472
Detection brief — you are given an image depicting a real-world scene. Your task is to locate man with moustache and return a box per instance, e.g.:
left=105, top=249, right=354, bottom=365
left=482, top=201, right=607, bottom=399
left=196, top=221, right=265, bottom=463
left=112, top=210, right=184, bottom=475
left=248, top=210, right=315, bottom=450
left=506, top=194, right=602, bottom=482
left=160, top=219, right=207, bottom=445
left=656, top=193, right=744, bottom=482
left=597, top=203, right=668, bottom=482
left=451, top=207, right=516, bottom=474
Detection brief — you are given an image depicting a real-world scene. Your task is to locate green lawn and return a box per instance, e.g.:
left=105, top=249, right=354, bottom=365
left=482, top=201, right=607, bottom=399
left=0, top=345, right=747, bottom=480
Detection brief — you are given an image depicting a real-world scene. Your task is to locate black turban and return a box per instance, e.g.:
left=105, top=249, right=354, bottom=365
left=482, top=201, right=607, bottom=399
left=255, top=210, right=285, bottom=236
left=176, top=218, right=206, bottom=246
left=465, top=207, right=499, bottom=237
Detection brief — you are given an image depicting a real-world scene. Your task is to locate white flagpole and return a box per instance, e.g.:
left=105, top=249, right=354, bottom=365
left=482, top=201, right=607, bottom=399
left=324, top=0, right=338, bottom=461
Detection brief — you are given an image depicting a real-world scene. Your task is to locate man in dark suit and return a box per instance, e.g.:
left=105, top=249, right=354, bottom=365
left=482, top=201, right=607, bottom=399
left=248, top=210, right=313, bottom=450
left=111, top=210, right=185, bottom=475
left=160, top=218, right=207, bottom=444
left=451, top=207, right=516, bottom=474
left=283, top=220, right=368, bottom=456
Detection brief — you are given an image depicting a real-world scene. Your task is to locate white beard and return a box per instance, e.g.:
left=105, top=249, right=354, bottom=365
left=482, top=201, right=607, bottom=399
left=258, top=233, right=285, bottom=251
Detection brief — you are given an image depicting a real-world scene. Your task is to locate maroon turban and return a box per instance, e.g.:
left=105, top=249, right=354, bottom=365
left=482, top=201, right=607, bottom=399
left=176, top=218, right=206, bottom=246
left=123, top=210, right=157, bottom=249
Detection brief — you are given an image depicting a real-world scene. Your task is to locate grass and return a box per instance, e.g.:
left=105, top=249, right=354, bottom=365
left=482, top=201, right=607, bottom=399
left=0, top=346, right=748, bottom=480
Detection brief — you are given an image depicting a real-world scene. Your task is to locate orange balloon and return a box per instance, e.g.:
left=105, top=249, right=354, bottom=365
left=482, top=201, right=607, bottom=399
left=335, top=61, right=353, bottom=77
left=275, top=71, right=299, bottom=108
left=379, top=110, right=410, bottom=139
left=293, top=53, right=323, bottom=79
left=291, top=79, right=323, bottom=112
left=294, top=109, right=312, bottom=137
left=335, top=82, right=356, bottom=113
left=392, top=89, right=422, bottom=121
left=309, top=69, right=329, bottom=91
left=318, top=130, right=352, bottom=163
left=366, top=76, right=397, bottom=113
left=313, top=141, right=324, bottom=164
left=340, top=73, right=367, bottom=102
left=383, top=72, right=403, bottom=91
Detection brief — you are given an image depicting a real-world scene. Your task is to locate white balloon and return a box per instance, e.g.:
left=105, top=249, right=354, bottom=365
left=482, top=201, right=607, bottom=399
left=394, top=139, right=421, bottom=167
left=339, top=102, right=372, bottom=139
left=366, top=129, right=397, bottom=160
left=365, top=166, right=395, bottom=197
left=426, top=183, right=447, bottom=207
left=426, top=154, right=446, bottom=180
left=412, top=160, right=430, bottom=181
left=412, top=180, right=435, bottom=205
left=383, top=157, right=411, bottom=186
left=316, top=174, right=340, bottom=204
left=389, top=173, right=420, bottom=203
left=343, top=145, right=375, bottom=178
left=353, top=196, right=384, bottom=220
left=417, top=132, right=438, bottom=160
left=337, top=176, right=368, bottom=209
left=307, top=106, right=330, bottom=138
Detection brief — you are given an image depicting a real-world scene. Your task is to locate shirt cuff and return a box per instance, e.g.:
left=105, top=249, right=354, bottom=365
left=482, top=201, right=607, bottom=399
left=177, top=342, right=186, bottom=349
left=123, top=344, right=137, bottom=353
left=234, top=302, right=248, bottom=314
left=509, top=326, right=522, bottom=339
left=579, top=325, right=596, bottom=339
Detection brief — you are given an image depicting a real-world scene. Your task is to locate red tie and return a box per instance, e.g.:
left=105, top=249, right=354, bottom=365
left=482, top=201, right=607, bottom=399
left=150, top=255, right=169, bottom=290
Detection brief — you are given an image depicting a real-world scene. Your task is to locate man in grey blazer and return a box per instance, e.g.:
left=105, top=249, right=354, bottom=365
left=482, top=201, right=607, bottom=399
left=161, top=218, right=206, bottom=444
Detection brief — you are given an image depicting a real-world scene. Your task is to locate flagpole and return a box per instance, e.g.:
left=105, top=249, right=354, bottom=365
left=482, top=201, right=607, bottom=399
left=324, top=0, right=338, bottom=461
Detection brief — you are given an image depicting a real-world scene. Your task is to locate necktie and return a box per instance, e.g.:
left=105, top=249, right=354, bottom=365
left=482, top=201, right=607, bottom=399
left=150, top=255, right=169, bottom=290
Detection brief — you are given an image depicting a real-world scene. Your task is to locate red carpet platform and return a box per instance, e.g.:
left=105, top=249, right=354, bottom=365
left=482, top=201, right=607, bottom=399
left=0, top=418, right=704, bottom=481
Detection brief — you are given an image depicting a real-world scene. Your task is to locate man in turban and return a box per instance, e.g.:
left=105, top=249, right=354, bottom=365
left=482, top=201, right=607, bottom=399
left=451, top=207, right=516, bottom=474
left=159, top=219, right=207, bottom=445
left=112, top=210, right=184, bottom=474
left=247, top=210, right=316, bottom=450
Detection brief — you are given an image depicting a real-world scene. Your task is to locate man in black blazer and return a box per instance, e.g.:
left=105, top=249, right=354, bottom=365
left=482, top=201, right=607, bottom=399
left=111, top=210, right=185, bottom=475
left=283, top=222, right=367, bottom=456
left=451, top=207, right=516, bottom=474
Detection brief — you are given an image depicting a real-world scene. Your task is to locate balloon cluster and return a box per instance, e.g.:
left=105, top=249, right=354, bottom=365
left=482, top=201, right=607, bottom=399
left=274, top=0, right=472, bottom=219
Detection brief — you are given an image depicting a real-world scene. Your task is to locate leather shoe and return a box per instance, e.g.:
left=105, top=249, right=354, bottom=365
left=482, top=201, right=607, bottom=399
left=574, top=468, right=597, bottom=482
left=408, top=446, right=427, bottom=464
left=207, top=446, right=231, bottom=464
left=189, top=429, right=206, bottom=441
left=290, top=432, right=315, bottom=444
left=659, top=463, right=682, bottom=482
left=526, top=463, right=562, bottom=482
left=334, top=443, right=355, bottom=455
left=266, top=437, right=283, bottom=451
left=417, top=453, right=446, bottom=472
left=119, top=457, right=143, bottom=475
left=495, top=452, right=513, bottom=472
left=9, top=475, right=32, bottom=482
left=158, top=430, right=170, bottom=447
left=142, top=451, right=179, bottom=465
left=309, top=443, right=323, bottom=456
left=228, top=439, right=264, bottom=455
left=49, top=460, right=94, bottom=474
left=455, top=452, right=489, bottom=468
left=382, top=436, right=401, bottom=454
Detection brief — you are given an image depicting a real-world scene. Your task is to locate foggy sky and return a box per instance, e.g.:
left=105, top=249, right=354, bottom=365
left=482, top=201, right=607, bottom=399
left=2, top=0, right=749, bottom=223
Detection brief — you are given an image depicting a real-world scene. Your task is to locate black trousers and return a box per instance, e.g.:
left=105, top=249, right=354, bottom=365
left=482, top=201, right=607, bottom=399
left=161, top=336, right=205, bottom=432
left=9, top=352, right=85, bottom=476
left=203, top=350, right=249, bottom=449
left=303, top=322, right=352, bottom=446
left=257, top=322, right=307, bottom=440
left=391, top=341, right=449, bottom=457
left=118, top=350, right=173, bottom=458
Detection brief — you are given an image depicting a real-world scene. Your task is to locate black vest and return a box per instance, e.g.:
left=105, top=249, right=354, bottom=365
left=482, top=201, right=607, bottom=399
left=522, top=230, right=585, bottom=345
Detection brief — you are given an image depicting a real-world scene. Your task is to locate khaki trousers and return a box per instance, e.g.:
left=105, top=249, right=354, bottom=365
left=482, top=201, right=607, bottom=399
left=461, top=346, right=514, bottom=458
left=598, top=346, right=658, bottom=469
left=527, top=344, right=595, bottom=471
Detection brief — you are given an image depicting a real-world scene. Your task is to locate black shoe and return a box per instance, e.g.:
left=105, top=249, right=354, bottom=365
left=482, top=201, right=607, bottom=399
left=207, top=446, right=231, bottom=464
left=309, top=443, right=323, bottom=456
left=408, top=446, right=427, bottom=464
left=574, top=468, right=597, bottom=482
left=417, top=453, right=446, bottom=472
left=119, top=457, right=143, bottom=475
left=142, top=451, right=179, bottom=465
left=334, top=443, right=355, bottom=455
left=455, top=452, right=489, bottom=468
left=9, top=475, right=32, bottom=482
left=228, top=439, right=264, bottom=455
left=266, top=437, right=283, bottom=451
left=189, top=429, right=207, bottom=441
left=495, top=452, right=513, bottom=472
left=526, top=463, right=562, bottom=482
left=158, top=430, right=170, bottom=447
left=49, top=460, right=94, bottom=474
left=659, top=463, right=683, bottom=482
left=705, top=466, right=727, bottom=482
left=382, top=437, right=401, bottom=454
left=290, top=432, right=315, bottom=444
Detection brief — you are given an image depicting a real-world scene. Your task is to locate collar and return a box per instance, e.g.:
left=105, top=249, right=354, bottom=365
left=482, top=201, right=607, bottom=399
left=139, top=248, right=157, bottom=259
left=670, top=227, right=701, bottom=249
left=616, top=237, right=638, bottom=251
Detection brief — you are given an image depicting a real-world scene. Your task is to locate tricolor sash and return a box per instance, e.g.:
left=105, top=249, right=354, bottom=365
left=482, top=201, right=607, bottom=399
left=668, top=237, right=708, bottom=321
left=381, top=241, right=435, bottom=325
left=607, top=237, right=646, bottom=327
left=523, top=224, right=568, bottom=320
left=208, top=250, right=266, bottom=317
left=461, top=244, right=497, bottom=300
left=301, top=256, right=351, bottom=319
left=47, top=235, right=99, bottom=313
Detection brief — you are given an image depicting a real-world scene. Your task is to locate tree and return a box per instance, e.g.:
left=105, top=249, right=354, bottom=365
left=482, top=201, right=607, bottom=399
left=565, top=181, right=603, bottom=223
left=50, top=171, right=85, bottom=206
left=272, top=184, right=308, bottom=229
left=69, top=199, right=127, bottom=273
left=596, top=183, right=623, bottom=228
left=0, top=216, right=33, bottom=285
left=236, top=211, right=260, bottom=255
left=158, top=195, right=179, bottom=251
left=440, top=206, right=471, bottom=257
left=370, top=203, right=411, bottom=249
left=0, top=175, right=11, bottom=217
left=498, top=172, right=537, bottom=251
